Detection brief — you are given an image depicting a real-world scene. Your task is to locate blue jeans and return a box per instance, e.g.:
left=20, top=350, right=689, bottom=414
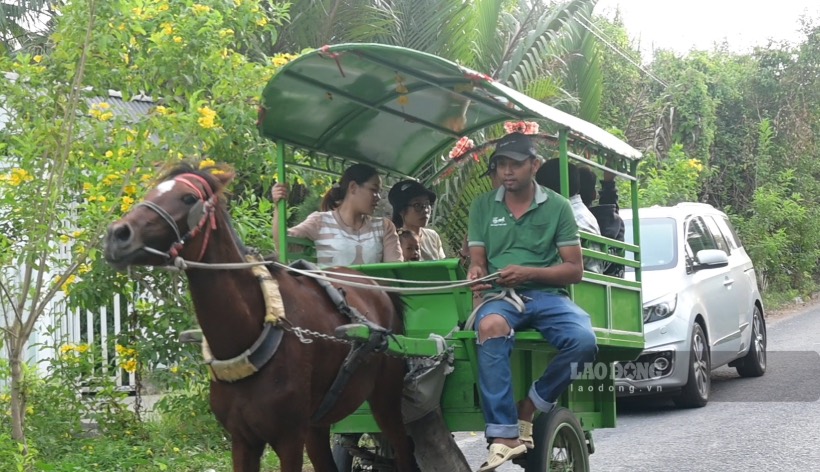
left=475, top=290, right=597, bottom=439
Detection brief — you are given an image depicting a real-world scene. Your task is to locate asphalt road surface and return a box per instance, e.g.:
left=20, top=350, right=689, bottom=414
left=456, top=302, right=820, bottom=471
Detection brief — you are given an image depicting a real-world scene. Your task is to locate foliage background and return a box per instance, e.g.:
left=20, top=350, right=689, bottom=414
left=0, top=0, right=818, bottom=469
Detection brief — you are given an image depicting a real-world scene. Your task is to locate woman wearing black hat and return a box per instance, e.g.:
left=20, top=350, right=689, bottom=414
left=388, top=180, right=446, bottom=261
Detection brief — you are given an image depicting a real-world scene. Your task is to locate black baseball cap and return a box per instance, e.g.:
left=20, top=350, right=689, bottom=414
left=490, top=132, right=538, bottom=161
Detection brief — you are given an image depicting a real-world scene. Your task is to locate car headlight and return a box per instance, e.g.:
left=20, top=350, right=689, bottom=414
left=643, top=293, right=678, bottom=323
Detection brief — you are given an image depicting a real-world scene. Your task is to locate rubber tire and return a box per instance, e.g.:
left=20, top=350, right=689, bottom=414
left=332, top=433, right=358, bottom=472
left=674, top=323, right=710, bottom=408
left=332, top=433, right=394, bottom=472
left=735, top=306, right=767, bottom=377
left=525, top=407, right=590, bottom=472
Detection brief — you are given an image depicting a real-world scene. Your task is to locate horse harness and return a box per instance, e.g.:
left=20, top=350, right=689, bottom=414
left=199, top=258, right=392, bottom=423
left=137, top=173, right=394, bottom=422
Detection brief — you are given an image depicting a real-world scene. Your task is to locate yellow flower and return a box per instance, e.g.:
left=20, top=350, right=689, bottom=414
left=123, top=184, right=137, bottom=195
left=141, top=174, right=153, bottom=183
left=197, top=106, right=218, bottom=129
left=161, top=22, right=174, bottom=35
left=233, top=0, right=242, bottom=6
left=26, top=406, right=33, bottom=415
left=687, top=158, right=704, bottom=172
left=271, top=55, right=288, bottom=67
left=99, top=112, right=114, bottom=121
left=118, top=23, right=126, bottom=31
left=60, top=344, right=76, bottom=354
left=72, top=230, right=84, bottom=238
left=33, top=55, right=43, bottom=63
left=8, top=168, right=33, bottom=186
left=98, top=102, right=110, bottom=110
left=170, top=366, right=179, bottom=374
left=75, top=344, right=90, bottom=354
left=256, top=17, right=268, bottom=27
left=210, top=169, right=225, bottom=176
left=173, top=447, right=180, bottom=453
left=397, top=95, right=409, bottom=106
left=59, top=235, right=70, bottom=244
left=158, top=4, right=169, bottom=13
left=173, top=36, right=183, bottom=44
left=122, top=359, right=138, bottom=373
left=105, top=150, right=114, bottom=158
left=199, top=158, right=216, bottom=169
left=78, top=264, right=91, bottom=275
left=59, top=274, right=77, bottom=292
left=123, top=53, right=130, bottom=65
left=218, top=28, right=234, bottom=38
left=121, top=196, right=135, bottom=212
left=192, top=4, right=211, bottom=14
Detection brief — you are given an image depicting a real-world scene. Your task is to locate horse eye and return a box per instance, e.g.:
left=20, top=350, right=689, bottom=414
left=182, top=194, right=199, bottom=205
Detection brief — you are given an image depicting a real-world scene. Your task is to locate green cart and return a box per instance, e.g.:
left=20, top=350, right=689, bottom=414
left=258, top=44, right=644, bottom=471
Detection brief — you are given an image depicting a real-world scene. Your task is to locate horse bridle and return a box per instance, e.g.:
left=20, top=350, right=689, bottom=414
left=136, top=173, right=218, bottom=262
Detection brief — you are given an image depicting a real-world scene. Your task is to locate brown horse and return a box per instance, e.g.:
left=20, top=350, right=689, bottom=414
left=103, top=164, right=416, bottom=472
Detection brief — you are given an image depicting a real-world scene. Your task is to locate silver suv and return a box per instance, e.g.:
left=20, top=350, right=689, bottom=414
left=618, top=203, right=767, bottom=407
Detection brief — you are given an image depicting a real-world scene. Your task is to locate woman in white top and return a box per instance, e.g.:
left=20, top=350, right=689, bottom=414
left=272, top=164, right=403, bottom=267
left=388, top=179, right=446, bottom=261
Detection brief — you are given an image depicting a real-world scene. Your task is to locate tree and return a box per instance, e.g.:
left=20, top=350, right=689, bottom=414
left=0, top=0, right=59, bottom=54
left=0, top=0, right=289, bottom=453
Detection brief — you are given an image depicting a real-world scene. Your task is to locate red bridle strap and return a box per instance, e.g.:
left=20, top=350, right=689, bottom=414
left=170, top=173, right=219, bottom=262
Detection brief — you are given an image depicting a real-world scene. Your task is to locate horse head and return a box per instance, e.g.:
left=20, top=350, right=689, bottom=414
left=104, top=163, right=236, bottom=269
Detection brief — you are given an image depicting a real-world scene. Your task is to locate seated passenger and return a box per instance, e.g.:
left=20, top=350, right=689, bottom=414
left=388, top=179, right=446, bottom=261
left=536, top=159, right=603, bottom=273
left=271, top=163, right=402, bottom=267
left=398, top=229, right=421, bottom=261
left=578, top=165, right=625, bottom=277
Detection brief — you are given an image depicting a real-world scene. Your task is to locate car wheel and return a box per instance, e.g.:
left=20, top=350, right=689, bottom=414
left=674, top=323, right=710, bottom=408
left=735, top=306, right=766, bottom=377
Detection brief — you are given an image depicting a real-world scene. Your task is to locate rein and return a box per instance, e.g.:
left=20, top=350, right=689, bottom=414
left=163, top=256, right=501, bottom=294
left=137, top=173, right=219, bottom=262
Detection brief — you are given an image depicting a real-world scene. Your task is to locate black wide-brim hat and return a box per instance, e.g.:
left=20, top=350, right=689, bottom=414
left=388, top=179, right=437, bottom=210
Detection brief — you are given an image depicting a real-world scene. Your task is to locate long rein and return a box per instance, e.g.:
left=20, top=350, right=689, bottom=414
left=135, top=172, right=500, bottom=294
left=165, top=256, right=501, bottom=295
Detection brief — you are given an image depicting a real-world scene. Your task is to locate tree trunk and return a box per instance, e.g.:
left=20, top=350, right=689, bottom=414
left=405, top=407, right=471, bottom=472
left=9, top=343, right=28, bottom=453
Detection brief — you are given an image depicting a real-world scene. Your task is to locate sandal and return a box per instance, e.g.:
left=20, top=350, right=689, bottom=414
left=477, top=442, right=527, bottom=472
left=519, top=420, right=534, bottom=449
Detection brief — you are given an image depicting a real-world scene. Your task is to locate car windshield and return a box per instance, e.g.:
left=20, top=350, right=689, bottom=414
left=624, top=217, right=678, bottom=271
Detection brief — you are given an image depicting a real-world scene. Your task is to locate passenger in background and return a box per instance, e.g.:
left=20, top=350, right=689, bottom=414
left=388, top=179, right=446, bottom=261
left=578, top=165, right=625, bottom=277
left=536, top=159, right=602, bottom=273
left=399, top=228, right=422, bottom=262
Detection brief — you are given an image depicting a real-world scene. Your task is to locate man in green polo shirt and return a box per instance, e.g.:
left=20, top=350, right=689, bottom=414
left=467, top=132, right=597, bottom=472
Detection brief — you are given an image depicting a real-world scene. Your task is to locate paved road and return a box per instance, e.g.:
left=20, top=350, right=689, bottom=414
left=457, top=303, right=820, bottom=471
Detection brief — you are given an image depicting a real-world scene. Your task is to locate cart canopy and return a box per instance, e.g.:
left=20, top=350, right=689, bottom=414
left=258, top=43, right=642, bottom=179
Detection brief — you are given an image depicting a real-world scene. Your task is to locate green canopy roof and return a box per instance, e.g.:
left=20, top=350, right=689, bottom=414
left=258, top=43, right=641, bottom=179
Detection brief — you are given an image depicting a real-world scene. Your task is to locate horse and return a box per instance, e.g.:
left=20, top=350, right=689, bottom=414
left=103, top=163, right=416, bottom=472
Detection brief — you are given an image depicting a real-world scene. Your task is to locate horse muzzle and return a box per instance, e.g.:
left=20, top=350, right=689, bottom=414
left=104, top=221, right=142, bottom=269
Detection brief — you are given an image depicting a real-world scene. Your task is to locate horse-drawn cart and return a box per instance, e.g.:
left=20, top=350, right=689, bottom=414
left=257, top=44, right=646, bottom=471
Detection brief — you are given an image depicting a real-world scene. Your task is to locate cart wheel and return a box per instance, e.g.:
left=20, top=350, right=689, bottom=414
left=525, top=407, right=589, bottom=472
left=332, top=433, right=394, bottom=472
left=735, top=306, right=766, bottom=378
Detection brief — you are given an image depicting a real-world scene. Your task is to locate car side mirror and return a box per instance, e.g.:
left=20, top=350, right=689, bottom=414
left=694, top=249, right=729, bottom=270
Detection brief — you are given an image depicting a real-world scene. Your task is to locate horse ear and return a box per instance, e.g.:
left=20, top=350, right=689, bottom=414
left=208, top=166, right=236, bottom=188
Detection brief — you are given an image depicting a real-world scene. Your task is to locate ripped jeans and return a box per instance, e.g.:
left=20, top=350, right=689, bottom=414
left=475, top=290, right=597, bottom=439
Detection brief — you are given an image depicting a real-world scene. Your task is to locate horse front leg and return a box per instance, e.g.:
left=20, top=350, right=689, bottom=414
left=305, top=425, right=338, bottom=472
left=231, top=437, right=265, bottom=472
left=271, top=433, right=307, bottom=472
